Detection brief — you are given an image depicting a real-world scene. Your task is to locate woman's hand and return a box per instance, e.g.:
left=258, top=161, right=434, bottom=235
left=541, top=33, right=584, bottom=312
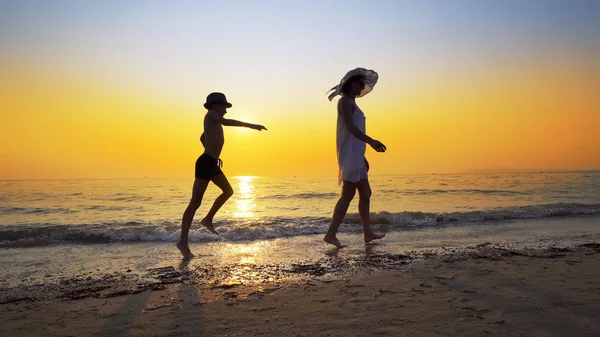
left=368, top=139, right=387, bottom=152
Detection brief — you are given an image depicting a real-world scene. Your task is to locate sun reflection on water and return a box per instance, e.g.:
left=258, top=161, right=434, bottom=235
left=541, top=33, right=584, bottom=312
left=233, top=176, right=257, bottom=218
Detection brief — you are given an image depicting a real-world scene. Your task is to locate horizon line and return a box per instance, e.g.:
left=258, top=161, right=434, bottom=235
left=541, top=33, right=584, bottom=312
left=1, top=169, right=599, bottom=181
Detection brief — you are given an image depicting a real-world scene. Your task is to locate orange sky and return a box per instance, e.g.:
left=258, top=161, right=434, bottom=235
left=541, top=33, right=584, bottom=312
left=1, top=56, right=598, bottom=180
left=1, top=2, right=599, bottom=179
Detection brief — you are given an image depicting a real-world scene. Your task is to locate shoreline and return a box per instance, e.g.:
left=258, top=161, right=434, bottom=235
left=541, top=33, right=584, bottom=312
left=2, top=230, right=600, bottom=304
left=2, top=238, right=600, bottom=336
left=2, top=215, right=599, bottom=293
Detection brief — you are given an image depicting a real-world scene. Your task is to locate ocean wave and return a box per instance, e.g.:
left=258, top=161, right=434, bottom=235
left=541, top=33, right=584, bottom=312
left=259, top=192, right=339, bottom=200
left=0, top=203, right=598, bottom=248
left=111, top=196, right=154, bottom=202
left=0, top=206, right=77, bottom=215
left=382, top=189, right=533, bottom=196
left=264, top=189, right=534, bottom=198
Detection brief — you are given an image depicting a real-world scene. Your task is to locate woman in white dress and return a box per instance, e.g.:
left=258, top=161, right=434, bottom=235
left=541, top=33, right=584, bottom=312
left=324, top=68, right=387, bottom=248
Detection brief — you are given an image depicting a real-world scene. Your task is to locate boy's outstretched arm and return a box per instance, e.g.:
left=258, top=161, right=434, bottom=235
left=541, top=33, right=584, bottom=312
left=208, top=111, right=267, bottom=131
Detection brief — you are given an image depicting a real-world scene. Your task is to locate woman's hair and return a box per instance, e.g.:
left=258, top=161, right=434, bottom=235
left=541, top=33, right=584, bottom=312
left=341, top=75, right=365, bottom=95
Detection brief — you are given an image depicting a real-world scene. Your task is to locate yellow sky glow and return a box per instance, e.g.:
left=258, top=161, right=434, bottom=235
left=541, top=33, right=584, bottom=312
left=1, top=56, right=598, bottom=179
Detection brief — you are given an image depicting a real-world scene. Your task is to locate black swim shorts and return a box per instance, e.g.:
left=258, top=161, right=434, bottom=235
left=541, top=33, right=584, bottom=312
left=195, top=153, right=223, bottom=180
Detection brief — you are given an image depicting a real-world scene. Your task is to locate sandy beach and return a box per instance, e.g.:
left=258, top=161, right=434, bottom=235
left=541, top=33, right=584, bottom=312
left=2, top=240, right=599, bottom=337
left=2, top=0, right=600, bottom=335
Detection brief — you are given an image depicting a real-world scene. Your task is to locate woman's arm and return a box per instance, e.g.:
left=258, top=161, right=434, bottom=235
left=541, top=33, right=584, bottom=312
left=339, top=97, right=387, bottom=152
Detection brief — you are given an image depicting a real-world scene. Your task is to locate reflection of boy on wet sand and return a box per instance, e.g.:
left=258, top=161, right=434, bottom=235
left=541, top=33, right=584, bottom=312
left=178, top=92, right=267, bottom=259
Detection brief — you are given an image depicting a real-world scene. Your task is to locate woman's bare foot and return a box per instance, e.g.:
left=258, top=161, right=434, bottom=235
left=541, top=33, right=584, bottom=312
left=200, top=218, right=219, bottom=235
left=364, top=232, right=385, bottom=243
left=324, top=235, right=346, bottom=248
left=176, top=241, right=195, bottom=259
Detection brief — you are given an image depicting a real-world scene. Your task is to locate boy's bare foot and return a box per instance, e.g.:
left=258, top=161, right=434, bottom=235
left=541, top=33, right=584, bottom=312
left=176, top=241, right=195, bottom=259
left=324, top=235, right=346, bottom=248
left=200, top=218, right=219, bottom=235
left=364, top=232, right=385, bottom=243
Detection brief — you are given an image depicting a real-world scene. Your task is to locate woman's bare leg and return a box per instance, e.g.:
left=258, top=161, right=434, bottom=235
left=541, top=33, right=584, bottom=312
left=324, top=181, right=357, bottom=247
left=357, top=178, right=385, bottom=243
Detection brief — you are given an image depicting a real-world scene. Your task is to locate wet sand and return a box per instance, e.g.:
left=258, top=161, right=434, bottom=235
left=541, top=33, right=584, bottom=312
left=2, top=241, right=600, bottom=337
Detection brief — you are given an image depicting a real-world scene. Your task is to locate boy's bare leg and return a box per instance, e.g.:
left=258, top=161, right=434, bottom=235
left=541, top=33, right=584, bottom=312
left=357, top=178, right=385, bottom=243
left=178, top=178, right=210, bottom=259
left=200, top=173, right=234, bottom=235
left=324, top=182, right=357, bottom=248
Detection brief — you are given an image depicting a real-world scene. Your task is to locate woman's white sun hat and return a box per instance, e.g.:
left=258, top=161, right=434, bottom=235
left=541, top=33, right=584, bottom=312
left=327, top=68, right=378, bottom=101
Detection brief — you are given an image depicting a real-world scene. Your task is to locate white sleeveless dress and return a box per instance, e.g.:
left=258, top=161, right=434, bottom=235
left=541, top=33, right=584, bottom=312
left=336, top=100, right=368, bottom=185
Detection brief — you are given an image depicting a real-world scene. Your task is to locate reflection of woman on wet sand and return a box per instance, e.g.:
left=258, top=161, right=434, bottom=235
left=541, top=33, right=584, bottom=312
left=324, top=68, right=387, bottom=248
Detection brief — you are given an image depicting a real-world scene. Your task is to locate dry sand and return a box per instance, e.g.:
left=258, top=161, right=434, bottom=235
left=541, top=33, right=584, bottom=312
left=1, top=243, right=600, bottom=337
